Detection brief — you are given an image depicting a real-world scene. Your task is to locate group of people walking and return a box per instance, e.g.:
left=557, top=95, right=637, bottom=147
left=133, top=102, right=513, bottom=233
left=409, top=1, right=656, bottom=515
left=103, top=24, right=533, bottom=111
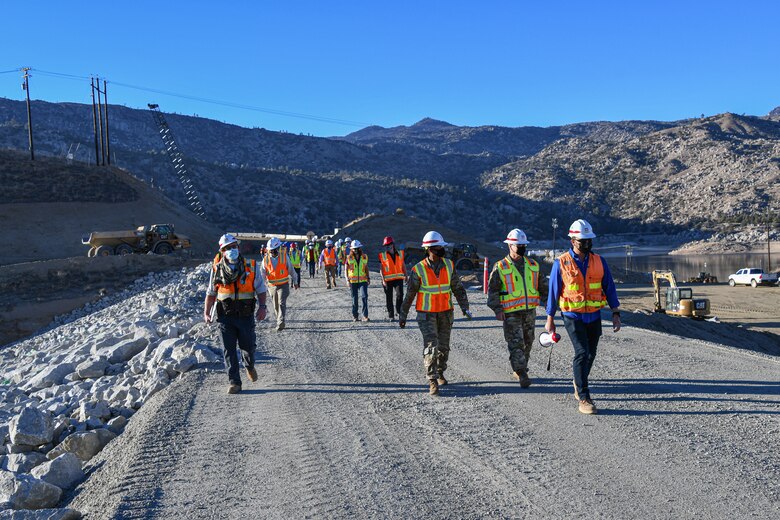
left=203, top=219, right=620, bottom=414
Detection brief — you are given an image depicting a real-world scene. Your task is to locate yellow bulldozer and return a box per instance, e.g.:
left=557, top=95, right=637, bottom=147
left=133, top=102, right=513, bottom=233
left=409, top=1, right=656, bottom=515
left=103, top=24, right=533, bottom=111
left=652, top=270, right=711, bottom=319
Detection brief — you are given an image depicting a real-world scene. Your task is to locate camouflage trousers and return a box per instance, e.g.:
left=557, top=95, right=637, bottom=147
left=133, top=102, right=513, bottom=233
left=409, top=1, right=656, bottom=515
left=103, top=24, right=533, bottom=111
left=503, top=309, right=536, bottom=374
left=416, top=310, right=454, bottom=380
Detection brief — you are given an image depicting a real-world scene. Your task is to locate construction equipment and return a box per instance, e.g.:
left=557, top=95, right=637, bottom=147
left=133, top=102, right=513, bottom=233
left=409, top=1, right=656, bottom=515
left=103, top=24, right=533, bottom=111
left=82, top=224, right=191, bottom=257
left=403, top=242, right=483, bottom=271
left=686, top=272, right=718, bottom=284
left=652, top=270, right=710, bottom=319
left=148, top=104, right=206, bottom=219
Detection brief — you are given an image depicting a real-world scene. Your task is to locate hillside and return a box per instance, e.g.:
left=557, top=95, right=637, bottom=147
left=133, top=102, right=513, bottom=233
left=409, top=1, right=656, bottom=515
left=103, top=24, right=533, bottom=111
left=0, top=149, right=222, bottom=265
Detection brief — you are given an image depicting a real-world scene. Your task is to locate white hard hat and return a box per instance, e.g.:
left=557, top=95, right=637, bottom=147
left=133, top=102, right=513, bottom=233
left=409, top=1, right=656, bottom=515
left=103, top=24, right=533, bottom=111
left=345, top=237, right=351, bottom=243
left=504, top=228, right=529, bottom=245
left=421, top=230, right=448, bottom=248
left=568, top=219, right=596, bottom=239
left=268, top=237, right=282, bottom=250
left=351, top=239, right=363, bottom=249
left=326, top=239, right=333, bottom=246
left=219, top=233, right=238, bottom=249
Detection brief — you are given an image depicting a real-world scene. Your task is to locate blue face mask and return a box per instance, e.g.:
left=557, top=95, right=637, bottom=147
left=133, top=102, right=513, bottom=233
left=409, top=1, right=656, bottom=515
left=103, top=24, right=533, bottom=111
left=224, top=248, right=240, bottom=263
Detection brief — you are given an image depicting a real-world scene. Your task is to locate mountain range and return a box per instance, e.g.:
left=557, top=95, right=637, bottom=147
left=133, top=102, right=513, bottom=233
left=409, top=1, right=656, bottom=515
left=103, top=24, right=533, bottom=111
left=1, top=97, right=777, bottom=241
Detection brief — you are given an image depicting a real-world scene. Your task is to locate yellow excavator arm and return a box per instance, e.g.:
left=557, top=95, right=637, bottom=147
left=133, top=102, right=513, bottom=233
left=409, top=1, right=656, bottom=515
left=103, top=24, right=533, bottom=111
left=652, top=270, right=678, bottom=312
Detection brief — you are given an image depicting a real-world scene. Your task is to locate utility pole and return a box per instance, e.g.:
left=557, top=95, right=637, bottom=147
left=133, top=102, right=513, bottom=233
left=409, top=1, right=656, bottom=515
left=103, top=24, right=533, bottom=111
left=22, top=68, right=34, bottom=161
left=768, top=209, right=772, bottom=272
left=551, top=218, right=558, bottom=259
left=91, top=78, right=100, bottom=165
left=103, top=79, right=111, bottom=165
left=96, top=77, right=106, bottom=166
left=625, top=244, right=633, bottom=272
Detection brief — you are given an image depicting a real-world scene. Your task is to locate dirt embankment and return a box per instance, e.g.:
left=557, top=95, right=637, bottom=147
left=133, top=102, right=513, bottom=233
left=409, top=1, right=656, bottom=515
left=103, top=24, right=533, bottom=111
left=0, top=255, right=202, bottom=346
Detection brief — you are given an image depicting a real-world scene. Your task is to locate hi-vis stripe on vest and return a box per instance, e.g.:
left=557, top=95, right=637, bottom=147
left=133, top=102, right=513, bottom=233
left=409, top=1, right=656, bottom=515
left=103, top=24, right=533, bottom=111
left=347, top=254, right=369, bottom=283
left=496, top=256, right=540, bottom=312
left=378, top=250, right=405, bottom=282
left=558, top=251, right=607, bottom=313
left=322, top=248, right=337, bottom=266
left=290, top=250, right=301, bottom=268
left=414, top=258, right=453, bottom=312
left=215, top=259, right=257, bottom=301
left=264, top=255, right=290, bottom=286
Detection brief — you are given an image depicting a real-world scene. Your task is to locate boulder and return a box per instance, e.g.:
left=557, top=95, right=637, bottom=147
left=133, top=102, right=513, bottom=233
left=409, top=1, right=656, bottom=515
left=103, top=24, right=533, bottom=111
left=0, top=508, right=82, bottom=519
left=77, top=401, right=110, bottom=423
left=1, top=453, right=47, bottom=473
left=193, top=345, right=221, bottom=364
left=96, top=337, right=148, bottom=364
left=105, top=416, right=127, bottom=435
left=0, top=472, right=62, bottom=510
left=46, top=432, right=101, bottom=463
left=74, top=359, right=109, bottom=380
left=173, top=355, right=197, bottom=375
left=9, top=409, right=53, bottom=447
left=30, top=454, right=84, bottom=490
left=26, top=365, right=75, bottom=392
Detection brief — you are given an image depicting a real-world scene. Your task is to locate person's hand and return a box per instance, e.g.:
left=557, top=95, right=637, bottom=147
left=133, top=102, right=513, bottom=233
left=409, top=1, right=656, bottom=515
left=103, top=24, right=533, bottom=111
left=382, top=280, right=387, bottom=288
left=612, top=313, right=621, bottom=333
left=256, top=307, right=267, bottom=321
left=203, top=310, right=212, bottom=324
left=367, top=279, right=371, bottom=286
left=545, top=315, right=556, bottom=334
left=495, top=311, right=505, bottom=321
left=399, top=318, right=406, bottom=329
left=463, top=309, right=473, bottom=320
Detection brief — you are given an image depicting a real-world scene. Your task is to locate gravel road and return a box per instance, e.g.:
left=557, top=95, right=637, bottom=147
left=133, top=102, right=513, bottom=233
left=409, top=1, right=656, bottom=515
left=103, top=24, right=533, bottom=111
left=69, top=273, right=780, bottom=519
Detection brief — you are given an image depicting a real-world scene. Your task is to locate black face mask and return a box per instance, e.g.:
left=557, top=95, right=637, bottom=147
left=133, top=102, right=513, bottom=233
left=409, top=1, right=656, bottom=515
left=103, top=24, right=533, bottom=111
left=512, top=245, right=526, bottom=257
left=575, top=239, right=592, bottom=254
left=271, top=250, right=279, bottom=257
left=430, top=247, right=446, bottom=258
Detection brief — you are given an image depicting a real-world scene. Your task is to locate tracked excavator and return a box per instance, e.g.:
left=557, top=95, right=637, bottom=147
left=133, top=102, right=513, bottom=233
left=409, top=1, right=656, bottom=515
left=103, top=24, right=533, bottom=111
left=652, top=270, right=711, bottom=319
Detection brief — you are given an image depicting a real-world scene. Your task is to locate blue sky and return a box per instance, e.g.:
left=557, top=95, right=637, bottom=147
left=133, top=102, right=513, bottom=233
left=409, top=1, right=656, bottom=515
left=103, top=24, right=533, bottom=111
left=1, top=1, right=778, bottom=136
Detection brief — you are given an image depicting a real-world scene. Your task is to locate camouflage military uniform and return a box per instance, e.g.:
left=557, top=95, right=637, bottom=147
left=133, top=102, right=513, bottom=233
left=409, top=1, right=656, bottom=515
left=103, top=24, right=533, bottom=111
left=487, top=255, right=547, bottom=375
left=400, top=258, right=470, bottom=381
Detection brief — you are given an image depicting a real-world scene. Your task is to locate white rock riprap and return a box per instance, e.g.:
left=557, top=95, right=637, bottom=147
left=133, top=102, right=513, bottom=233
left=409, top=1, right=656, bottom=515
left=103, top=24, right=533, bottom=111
left=0, top=264, right=221, bottom=511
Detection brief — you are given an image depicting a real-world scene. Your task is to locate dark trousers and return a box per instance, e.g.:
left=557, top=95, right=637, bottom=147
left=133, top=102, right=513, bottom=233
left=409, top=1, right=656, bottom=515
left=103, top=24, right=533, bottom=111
left=307, top=260, right=316, bottom=278
left=350, top=282, right=368, bottom=319
left=563, top=315, right=602, bottom=400
left=383, top=279, right=404, bottom=318
left=293, top=267, right=301, bottom=287
left=218, top=315, right=256, bottom=386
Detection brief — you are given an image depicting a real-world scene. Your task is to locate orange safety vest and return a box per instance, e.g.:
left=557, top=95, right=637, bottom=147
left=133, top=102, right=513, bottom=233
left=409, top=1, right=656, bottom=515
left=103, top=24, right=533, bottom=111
left=322, top=248, right=337, bottom=267
left=558, top=251, right=607, bottom=313
left=346, top=254, right=369, bottom=284
left=378, top=250, right=405, bottom=282
left=214, top=259, right=257, bottom=301
left=264, top=254, right=290, bottom=286
left=414, top=258, right=453, bottom=313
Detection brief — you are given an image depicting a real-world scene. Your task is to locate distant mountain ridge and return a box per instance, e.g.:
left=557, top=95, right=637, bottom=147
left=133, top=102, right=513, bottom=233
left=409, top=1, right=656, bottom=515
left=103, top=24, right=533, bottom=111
left=1, top=97, right=778, bottom=240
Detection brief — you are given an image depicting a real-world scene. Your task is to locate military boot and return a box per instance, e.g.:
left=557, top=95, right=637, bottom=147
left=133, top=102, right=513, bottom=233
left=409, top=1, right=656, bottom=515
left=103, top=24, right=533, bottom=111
left=428, top=380, right=439, bottom=396
left=437, top=375, right=448, bottom=386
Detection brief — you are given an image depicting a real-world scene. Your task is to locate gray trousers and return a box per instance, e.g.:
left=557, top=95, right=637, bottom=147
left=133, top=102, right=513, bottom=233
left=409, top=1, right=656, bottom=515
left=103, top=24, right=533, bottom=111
left=268, top=283, right=290, bottom=326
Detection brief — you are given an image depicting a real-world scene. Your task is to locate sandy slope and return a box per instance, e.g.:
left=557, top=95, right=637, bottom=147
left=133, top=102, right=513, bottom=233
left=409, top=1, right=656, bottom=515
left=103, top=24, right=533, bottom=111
left=69, top=273, right=779, bottom=519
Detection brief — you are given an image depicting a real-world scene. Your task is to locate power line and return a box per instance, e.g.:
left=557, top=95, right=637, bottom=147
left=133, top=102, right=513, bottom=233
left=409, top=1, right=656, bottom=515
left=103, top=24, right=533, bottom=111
left=0, top=69, right=20, bottom=74
left=27, top=67, right=368, bottom=127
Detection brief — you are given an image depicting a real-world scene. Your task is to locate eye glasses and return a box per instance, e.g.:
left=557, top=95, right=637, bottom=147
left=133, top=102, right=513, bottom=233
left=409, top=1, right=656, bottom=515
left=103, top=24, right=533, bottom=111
left=223, top=244, right=239, bottom=250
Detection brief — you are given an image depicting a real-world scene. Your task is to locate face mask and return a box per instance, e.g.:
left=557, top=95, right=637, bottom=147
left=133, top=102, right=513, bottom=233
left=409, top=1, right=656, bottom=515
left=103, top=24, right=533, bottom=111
left=576, top=240, right=593, bottom=254
left=513, top=245, right=526, bottom=257
left=224, top=248, right=240, bottom=263
left=271, top=249, right=279, bottom=257
left=431, top=247, right=446, bottom=258
left=385, top=245, right=394, bottom=252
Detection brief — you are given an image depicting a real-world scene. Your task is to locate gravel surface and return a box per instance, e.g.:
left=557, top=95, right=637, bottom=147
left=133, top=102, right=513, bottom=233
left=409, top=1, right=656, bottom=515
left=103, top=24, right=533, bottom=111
left=68, top=272, right=780, bottom=519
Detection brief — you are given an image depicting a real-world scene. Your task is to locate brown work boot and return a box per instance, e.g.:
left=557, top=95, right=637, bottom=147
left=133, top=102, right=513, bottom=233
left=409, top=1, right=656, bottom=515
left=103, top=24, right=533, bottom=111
left=428, top=380, right=439, bottom=395
left=578, top=398, right=597, bottom=415
left=362, top=317, right=371, bottom=322
left=246, top=366, right=258, bottom=382
left=573, top=380, right=580, bottom=401
left=518, top=371, right=532, bottom=388
left=437, top=375, right=448, bottom=386
left=227, top=384, right=241, bottom=394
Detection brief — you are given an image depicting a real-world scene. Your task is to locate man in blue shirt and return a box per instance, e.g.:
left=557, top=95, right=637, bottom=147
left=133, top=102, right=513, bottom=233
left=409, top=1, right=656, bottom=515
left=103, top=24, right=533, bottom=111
left=545, top=219, right=621, bottom=415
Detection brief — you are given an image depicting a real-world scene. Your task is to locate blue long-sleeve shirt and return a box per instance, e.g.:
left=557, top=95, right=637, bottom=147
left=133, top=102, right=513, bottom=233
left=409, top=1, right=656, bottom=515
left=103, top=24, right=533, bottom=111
left=546, top=248, right=620, bottom=323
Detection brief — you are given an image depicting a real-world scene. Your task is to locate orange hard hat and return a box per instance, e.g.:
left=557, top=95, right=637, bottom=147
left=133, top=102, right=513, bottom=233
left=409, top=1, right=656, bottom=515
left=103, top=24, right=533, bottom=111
left=383, top=236, right=394, bottom=246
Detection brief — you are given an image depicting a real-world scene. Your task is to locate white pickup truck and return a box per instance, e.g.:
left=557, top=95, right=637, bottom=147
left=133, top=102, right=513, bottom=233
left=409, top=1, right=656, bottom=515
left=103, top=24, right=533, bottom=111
left=728, top=268, right=779, bottom=287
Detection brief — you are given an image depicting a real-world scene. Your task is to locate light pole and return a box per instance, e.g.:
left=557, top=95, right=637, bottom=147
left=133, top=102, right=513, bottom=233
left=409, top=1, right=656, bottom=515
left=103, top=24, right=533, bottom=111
left=551, top=218, right=558, bottom=259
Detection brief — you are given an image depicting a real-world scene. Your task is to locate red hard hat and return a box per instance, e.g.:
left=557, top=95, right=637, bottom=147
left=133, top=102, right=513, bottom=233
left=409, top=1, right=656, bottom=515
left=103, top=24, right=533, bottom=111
left=383, top=236, right=394, bottom=246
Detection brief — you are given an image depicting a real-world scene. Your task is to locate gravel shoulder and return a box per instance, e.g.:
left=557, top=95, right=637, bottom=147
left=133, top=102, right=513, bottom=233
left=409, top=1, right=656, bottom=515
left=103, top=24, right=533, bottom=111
left=69, top=273, right=780, bottom=519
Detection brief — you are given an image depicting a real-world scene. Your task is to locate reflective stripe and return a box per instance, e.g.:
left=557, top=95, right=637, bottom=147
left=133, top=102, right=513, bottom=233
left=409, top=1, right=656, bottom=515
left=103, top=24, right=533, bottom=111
left=290, top=251, right=301, bottom=268
left=264, top=255, right=289, bottom=286
left=379, top=250, right=405, bottom=281
left=215, top=260, right=257, bottom=300
left=347, top=254, right=369, bottom=283
left=322, top=249, right=337, bottom=266
left=558, top=251, right=607, bottom=313
left=415, top=259, right=453, bottom=312
left=497, top=256, right=540, bottom=312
